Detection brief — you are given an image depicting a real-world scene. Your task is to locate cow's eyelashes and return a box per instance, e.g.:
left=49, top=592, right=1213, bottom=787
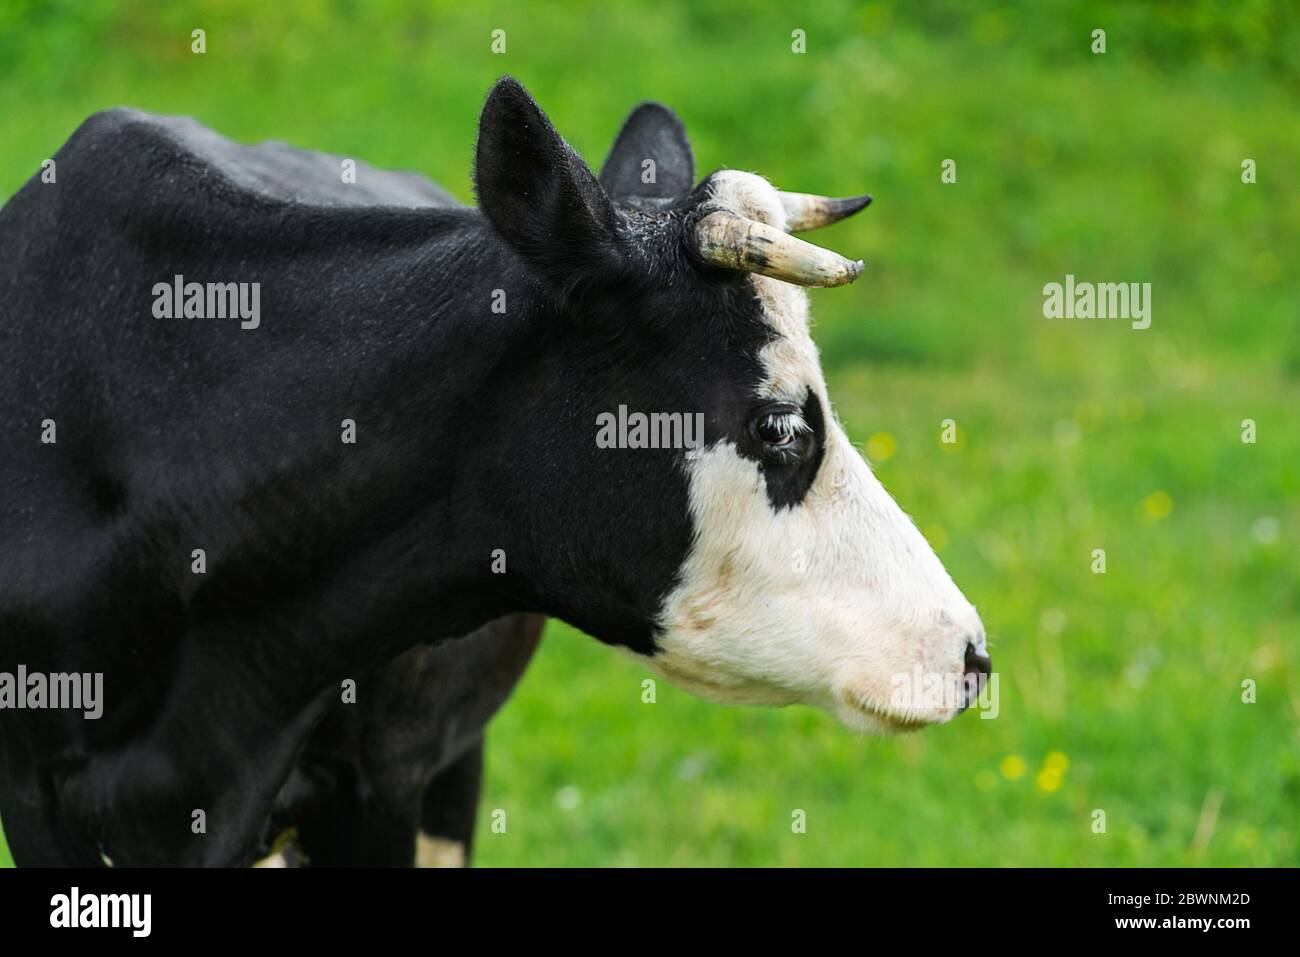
left=750, top=407, right=813, bottom=461
left=755, top=412, right=804, bottom=444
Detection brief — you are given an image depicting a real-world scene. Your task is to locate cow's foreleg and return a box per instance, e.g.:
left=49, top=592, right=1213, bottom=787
left=51, top=671, right=338, bottom=867
left=416, top=737, right=484, bottom=868
left=293, top=775, right=421, bottom=867
left=0, top=731, right=103, bottom=866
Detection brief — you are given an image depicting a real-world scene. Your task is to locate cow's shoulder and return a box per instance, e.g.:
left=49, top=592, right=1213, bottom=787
left=60, top=108, right=461, bottom=211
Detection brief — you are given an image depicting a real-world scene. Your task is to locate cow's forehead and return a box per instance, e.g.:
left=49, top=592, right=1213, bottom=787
left=705, top=171, right=823, bottom=404
left=707, top=169, right=787, bottom=230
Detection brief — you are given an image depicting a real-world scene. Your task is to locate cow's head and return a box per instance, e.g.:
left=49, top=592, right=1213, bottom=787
left=471, top=78, right=988, bottom=732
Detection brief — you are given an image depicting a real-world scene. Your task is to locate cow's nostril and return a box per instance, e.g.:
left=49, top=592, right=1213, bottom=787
left=965, top=640, right=991, bottom=677
left=959, top=640, right=992, bottom=713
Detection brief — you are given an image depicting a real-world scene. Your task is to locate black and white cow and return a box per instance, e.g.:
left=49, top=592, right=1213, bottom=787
left=0, top=77, right=988, bottom=867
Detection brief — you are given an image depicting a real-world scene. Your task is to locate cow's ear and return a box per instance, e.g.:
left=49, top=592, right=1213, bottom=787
left=474, top=77, right=621, bottom=287
left=599, top=102, right=695, bottom=201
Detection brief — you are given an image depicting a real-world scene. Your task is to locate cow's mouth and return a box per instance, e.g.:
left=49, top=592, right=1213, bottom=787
left=842, top=690, right=934, bottom=733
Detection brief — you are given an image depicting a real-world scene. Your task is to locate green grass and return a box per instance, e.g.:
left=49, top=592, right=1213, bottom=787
left=1, top=0, right=1296, bottom=866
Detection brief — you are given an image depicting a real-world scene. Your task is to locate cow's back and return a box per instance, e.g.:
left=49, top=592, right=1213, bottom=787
left=0, top=108, right=473, bottom=671
left=0, top=110, right=470, bottom=538
left=93, top=110, right=462, bottom=210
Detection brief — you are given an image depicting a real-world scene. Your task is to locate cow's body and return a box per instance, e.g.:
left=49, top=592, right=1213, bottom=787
left=1, top=81, right=990, bottom=867
left=0, top=110, right=544, bottom=865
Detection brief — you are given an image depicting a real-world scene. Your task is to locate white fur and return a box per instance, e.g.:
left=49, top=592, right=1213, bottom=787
left=642, top=172, right=983, bottom=733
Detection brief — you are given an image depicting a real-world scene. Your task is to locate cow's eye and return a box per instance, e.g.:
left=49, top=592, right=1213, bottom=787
left=751, top=407, right=811, bottom=459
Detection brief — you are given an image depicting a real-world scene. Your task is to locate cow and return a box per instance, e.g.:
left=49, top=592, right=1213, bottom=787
left=0, top=76, right=989, bottom=867
left=263, top=613, right=544, bottom=867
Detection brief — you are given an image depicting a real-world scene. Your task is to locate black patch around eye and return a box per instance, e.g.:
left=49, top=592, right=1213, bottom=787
left=744, top=388, right=826, bottom=511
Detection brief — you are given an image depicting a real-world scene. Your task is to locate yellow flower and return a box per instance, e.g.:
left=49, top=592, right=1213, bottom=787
left=1036, top=768, right=1062, bottom=793
left=866, top=431, right=896, bottom=463
left=1000, top=755, right=1026, bottom=780
left=1044, top=751, right=1069, bottom=774
left=1140, top=491, right=1173, bottom=522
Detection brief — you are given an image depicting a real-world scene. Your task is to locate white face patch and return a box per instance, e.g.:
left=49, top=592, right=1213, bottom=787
left=640, top=171, right=984, bottom=733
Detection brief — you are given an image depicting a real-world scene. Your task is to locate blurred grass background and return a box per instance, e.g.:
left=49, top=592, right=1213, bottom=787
left=1, top=0, right=1297, bottom=866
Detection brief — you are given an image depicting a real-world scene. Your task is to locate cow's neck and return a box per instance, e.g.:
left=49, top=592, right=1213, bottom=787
left=179, top=208, right=545, bottom=665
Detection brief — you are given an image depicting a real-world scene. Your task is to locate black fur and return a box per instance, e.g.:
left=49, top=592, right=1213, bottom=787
left=0, top=77, right=814, bottom=866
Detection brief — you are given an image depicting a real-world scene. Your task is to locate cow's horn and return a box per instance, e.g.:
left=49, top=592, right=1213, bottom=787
left=693, top=211, right=864, bottom=287
left=778, top=191, right=873, bottom=232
